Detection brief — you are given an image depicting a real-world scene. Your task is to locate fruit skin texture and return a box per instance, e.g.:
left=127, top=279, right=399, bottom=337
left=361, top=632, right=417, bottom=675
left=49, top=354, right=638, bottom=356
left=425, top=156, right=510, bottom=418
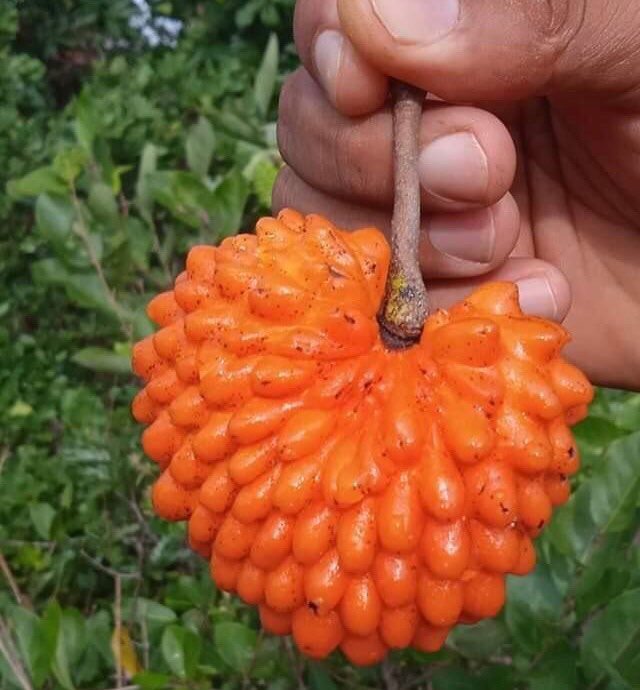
left=132, top=209, right=593, bottom=665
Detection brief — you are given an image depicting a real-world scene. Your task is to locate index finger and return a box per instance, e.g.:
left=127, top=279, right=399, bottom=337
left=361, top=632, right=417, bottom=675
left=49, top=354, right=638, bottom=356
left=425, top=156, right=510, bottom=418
left=294, top=0, right=389, bottom=116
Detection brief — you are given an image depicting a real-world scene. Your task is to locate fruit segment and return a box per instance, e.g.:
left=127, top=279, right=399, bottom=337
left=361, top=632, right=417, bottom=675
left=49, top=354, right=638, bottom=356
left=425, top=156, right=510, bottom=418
left=133, top=209, right=593, bottom=664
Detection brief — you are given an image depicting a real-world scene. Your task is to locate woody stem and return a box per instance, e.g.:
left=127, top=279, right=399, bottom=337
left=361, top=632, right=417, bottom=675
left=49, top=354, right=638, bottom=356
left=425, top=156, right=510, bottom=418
left=379, top=81, right=429, bottom=349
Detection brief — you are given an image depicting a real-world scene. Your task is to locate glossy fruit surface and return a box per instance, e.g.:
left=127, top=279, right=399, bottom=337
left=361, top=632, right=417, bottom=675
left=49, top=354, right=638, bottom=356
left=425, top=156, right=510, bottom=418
left=132, top=209, right=593, bottom=664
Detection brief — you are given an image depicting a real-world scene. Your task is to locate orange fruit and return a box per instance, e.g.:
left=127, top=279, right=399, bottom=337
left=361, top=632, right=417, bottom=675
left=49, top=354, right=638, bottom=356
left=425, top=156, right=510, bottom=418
left=132, top=209, right=592, bottom=664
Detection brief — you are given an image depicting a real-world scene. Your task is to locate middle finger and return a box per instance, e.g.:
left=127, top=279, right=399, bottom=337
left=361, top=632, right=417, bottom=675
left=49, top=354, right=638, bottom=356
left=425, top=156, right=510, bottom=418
left=278, top=69, right=517, bottom=214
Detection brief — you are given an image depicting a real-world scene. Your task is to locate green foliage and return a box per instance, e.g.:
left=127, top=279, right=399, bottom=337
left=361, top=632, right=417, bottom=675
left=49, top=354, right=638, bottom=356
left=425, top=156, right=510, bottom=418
left=1, top=1, right=639, bottom=689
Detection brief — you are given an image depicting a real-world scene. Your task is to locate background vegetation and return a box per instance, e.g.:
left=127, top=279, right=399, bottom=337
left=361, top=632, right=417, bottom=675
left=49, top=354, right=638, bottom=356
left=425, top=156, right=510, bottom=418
left=1, top=1, right=639, bottom=688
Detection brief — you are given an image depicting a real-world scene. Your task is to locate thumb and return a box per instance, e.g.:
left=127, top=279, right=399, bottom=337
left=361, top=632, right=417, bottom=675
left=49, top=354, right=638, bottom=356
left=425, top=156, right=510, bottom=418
left=338, top=0, right=640, bottom=102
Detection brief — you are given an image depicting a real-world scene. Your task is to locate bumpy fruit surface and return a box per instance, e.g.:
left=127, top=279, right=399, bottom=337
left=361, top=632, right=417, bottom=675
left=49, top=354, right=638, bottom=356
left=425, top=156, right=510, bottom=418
left=132, top=209, right=593, bottom=665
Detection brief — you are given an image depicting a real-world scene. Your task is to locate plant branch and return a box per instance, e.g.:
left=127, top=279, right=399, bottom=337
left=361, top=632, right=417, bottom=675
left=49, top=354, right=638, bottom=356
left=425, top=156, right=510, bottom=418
left=0, top=616, right=33, bottom=690
left=70, top=184, right=132, bottom=340
left=0, top=552, right=31, bottom=609
left=379, top=81, right=428, bottom=348
left=114, top=574, right=123, bottom=688
left=382, top=658, right=400, bottom=690
left=79, top=550, right=141, bottom=580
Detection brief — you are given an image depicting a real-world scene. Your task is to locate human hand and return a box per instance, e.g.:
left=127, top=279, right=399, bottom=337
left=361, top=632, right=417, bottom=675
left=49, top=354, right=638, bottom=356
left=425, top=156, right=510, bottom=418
left=273, top=0, right=640, bottom=390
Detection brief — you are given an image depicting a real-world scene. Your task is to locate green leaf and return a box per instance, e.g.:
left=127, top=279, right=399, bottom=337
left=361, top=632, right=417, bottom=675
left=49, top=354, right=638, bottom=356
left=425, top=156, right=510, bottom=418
left=148, top=168, right=248, bottom=238
left=160, top=625, right=201, bottom=680
left=206, top=108, right=265, bottom=146
left=505, top=562, right=564, bottom=655
left=252, top=158, right=279, bottom=210
left=40, top=603, right=75, bottom=690
left=125, top=217, right=153, bottom=271
left=32, top=258, right=125, bottom=320
left=7, top=167, right=67, bottom=199
left=132, top=598, right=178, bottom=627
left=574, top=530, right=634, bottom=620
left=29, top=502, right=56, bottom=539
left=73, top=93, right=97, bottom=151
left=35, top=193, right=74, bottom=256
left=72, top=347, right=131, bottom=375
left=53, top=147, right=89, bottom=184
left=308, top=664, right=339, bottom=690
left=254, top=33, right=279, bottom=116
left=432, top=667, right=476, bottom=690
left=208, top=168, right=250, bottom=238
left=580, top=589, right=640, bottom=688
left=133, top=671, right=172, bottom=690
left=136, top=143, right=162, bottom=218
left=147, top=170, right=213, bottom=230
left=186, top=117, right=215, bottom=178
left=11, top=606, right=56, bottom=688
left=214, top=621, right=257, bottom=673
left=546, top=432, right=640, bottom=562
left=528, top=640, right=578, bottom=690
left=448, top=619, right=509, bottom=660
left=88, top=182, right=119, bottom=221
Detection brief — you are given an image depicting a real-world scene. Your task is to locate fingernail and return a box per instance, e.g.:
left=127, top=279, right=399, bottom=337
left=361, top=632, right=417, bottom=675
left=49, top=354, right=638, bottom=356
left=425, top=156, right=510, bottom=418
left=516, top=275, right=559, bottom=319
left=371, top=0, right=459, bottom=44
left=428, top=208, right=495, bottom=263
left=313, top=30, right=344, bottom=104
left=419, top=132, right=489, bottom=204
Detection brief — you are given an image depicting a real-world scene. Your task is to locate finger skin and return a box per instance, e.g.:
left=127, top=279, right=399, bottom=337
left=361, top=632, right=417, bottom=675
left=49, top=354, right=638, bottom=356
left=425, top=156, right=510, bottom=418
left=427, top=258, right=571, bottom=323
left=336, top=0, right=640, bottom=102
left=278, top=69, right=516, bottom=212
left=273, top=166, right=520, bottom=279
left=294, top=0, right=388, bottom=115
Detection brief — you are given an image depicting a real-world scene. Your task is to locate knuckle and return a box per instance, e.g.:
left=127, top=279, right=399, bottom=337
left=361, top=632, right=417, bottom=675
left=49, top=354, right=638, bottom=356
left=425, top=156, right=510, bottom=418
left=529, top=0, right=587, bottom=60
left=276, top=71, right=300, bottom=166
left=271, top=167, right=295, bottom=213
left=330, top=119, right=385, bottom=204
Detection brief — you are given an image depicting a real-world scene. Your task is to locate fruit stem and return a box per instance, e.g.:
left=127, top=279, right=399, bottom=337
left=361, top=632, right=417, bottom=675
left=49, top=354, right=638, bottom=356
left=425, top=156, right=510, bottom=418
left=379, top=81, right=428, bottom=349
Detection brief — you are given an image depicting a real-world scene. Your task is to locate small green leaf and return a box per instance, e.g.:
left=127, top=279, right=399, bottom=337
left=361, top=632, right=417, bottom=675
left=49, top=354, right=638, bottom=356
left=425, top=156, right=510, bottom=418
left=8, top=400, right=33, bottom=417
left=432, top=667, right=476, bottom=690
left=29, top=503, right=56, bottom=540
left=505, top=562, right=564, bottom=655
left=214, top=621, right=257, bottom=673
left=161, top=625, right=201, bottom=680
left=136, top=143, right=163, bottom=218
left=186, top=117, right=215, bottom=178
left=252, top=158, right=279, bottom=210
left=72, top=347, right=131, bottom=375
left=308, top=664, right=339, bottom=690
left=580, top=589, right=640, bottom=688
left=42, top=603, right=77, bottom=690
left=133, top=598, right=178, bottom=627
left=73, top=93, right=97, bottom=151
left=12, top=606, right=56, bottom=688
left=208, top=168, right=250, bottom=239
left=88, top=182, right=119, bottom=221
left=35, top=194, right=74, bottom=255
left=133, top=671, right=172, bottom=690
left=254, top=33, right=279, bottom=116
left=448, top=619, right=509, bottom=660
left=206, top=108, right=265, bottom=146
left=147, top=170, right=213, bottom=230
left=546, top=432, right=640, bottom=562
left=31, top=258, right=126, bottom=320
left=7, top=167, right=67, bottom=199
left=528, top=640, right=578, bottom=690
left=53, top=148, right=89, bottom=184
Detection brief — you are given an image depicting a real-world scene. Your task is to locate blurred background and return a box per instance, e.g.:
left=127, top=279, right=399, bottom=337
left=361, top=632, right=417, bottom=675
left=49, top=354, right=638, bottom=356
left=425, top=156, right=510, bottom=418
left=1, top=2, right=639, bottom=689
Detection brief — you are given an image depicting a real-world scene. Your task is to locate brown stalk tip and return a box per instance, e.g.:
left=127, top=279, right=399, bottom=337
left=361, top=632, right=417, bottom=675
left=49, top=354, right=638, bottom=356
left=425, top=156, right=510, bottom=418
left=378, top=81, right=429, bottom=350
